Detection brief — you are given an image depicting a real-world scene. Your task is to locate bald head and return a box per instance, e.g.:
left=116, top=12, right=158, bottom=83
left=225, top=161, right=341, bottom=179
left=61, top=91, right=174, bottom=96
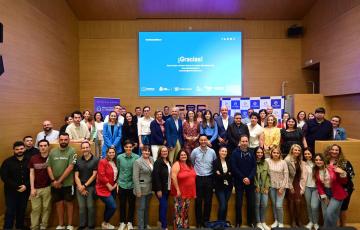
left=43, top=120, right=53, bottom=132
left=171, top=107, right=179, bottom=118
left=220, top=106, right=229, bottom=118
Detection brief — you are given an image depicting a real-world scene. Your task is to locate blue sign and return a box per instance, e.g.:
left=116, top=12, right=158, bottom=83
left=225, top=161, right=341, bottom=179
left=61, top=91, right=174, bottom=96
left=231, top=100, right=241, bottom=109
left=241, top=110, right=248, bottom=118
left=250, top=100, right=260, bottom=109
left=94, top=97, right=120, bottom=118
left=271, top=99, right=281, bottom=109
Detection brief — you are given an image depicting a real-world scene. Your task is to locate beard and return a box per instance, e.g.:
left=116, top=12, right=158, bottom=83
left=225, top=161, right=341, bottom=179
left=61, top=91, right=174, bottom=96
left=60, top=142, right=69, bottom=148
left=44, top=127, right=52, bottom=132
left=15, top=152, right=25, bottom=158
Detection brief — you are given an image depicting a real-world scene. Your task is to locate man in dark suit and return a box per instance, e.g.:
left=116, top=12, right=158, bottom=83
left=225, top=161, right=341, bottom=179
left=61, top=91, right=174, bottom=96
left=165, top=107, right=183, bottom=163
left=215, top=106, right=234, bottom=151
left=227, top=112, right=250, bottom=154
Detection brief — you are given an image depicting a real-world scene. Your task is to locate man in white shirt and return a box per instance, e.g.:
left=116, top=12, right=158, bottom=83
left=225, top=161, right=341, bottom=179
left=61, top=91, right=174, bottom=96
left=137, top=106, right=154, bottom=152
left=104, top=104, right=124, bottom=125
left=65, top=111, right=90, bottom=143
left=247, top=112, right=264, bottom=149
left=35, top=120, right=60, bottom=147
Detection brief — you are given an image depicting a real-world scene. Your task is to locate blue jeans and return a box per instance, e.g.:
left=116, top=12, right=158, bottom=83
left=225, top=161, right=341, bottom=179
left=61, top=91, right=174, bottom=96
left=255, top=191, right=269, bottom=223
left=99, top=191, right=117, bottom=222
left=76, top=186, right=96, bottom=228
left=137, top=194, right=152, bottom=230
left=215, top=186, right=232, bottom=221
left=139, top=135, right=151, bottom=155
left=321, top=196, right=343, bottom=227
left=269, top=187, right=286, bottom=224
left=304, top=187, right=320, bottom=224
left=157, top=191, right=169, bottom=228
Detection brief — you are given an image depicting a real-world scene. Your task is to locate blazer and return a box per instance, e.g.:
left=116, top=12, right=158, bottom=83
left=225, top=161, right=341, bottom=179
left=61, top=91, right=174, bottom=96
left=133, top=156, right=154, bottom=196
left=316, top=166, right=348, bottom=201
left=284, top=156, right=307, bottom=194
left=152, top=159, right=171, bottom=193
left=165, top=118, right=184, bottom=148
left=95, top=159, right=116, bottom=197
left=227, top=123, right=250, bottom=153
left=255, top=160, right=271, bottom=193
left=150, top=120, right=166, bottom=145
left=102, top=122, right=122, bottom=156
left=333, top=127, right=347, bottom=140
left=215, top=116, right=234, bottom=139
left=212, top=158, right=233, bottom=191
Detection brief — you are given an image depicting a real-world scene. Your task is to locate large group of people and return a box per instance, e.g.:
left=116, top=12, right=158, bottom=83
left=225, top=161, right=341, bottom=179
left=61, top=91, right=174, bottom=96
left=0, top=104, right=355, bottom=230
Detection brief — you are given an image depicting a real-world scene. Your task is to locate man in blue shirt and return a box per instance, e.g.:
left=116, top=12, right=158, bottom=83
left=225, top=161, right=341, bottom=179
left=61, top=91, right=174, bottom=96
left=191, top=135, right=217, bottom=227
left=231, top=135, right=256, bottom=228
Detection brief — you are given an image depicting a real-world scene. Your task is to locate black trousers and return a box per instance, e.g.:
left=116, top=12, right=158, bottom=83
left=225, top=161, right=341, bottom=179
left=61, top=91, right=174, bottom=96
left=118, top=187, right=136, bottom=223
left=235, top=183, right=256, bottom=226
left=4, top=189, right=29, bottom=230
left=195, top=175, right=213, bottom=226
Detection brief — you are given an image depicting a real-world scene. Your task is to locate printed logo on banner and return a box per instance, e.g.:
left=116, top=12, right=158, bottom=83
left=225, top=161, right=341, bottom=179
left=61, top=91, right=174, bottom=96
left=250, top=100, right=260, bottom=109
left=222, top=100, right=231, bottom=109
left=241, top=110, right=248, bottom=118
left=260, top=100, right=270, bottom=109
left=271, top=99, right=282, bottom=109
left=231, top=100, right=241, bottom=110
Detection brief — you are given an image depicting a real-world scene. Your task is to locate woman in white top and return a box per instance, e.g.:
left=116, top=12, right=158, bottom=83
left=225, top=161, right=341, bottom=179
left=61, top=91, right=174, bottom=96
left=265, top=147, right=289, bottom=228
left=137, top=106, right=154, bottom=154
left=94, top=112, right=104, bottom=158
left=303, top=150, right=320, bottom=230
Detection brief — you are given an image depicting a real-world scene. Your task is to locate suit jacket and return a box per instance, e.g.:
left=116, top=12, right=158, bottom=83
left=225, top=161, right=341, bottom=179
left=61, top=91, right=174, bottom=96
left=150, top=120, right=166, bottom=145
left=102, top=122, right=122, bottom=156
left=227, top=123, right=250, bottom=153
left=133, top=156, right=154, bottom=196
left=216, top=116, right=234, bottom=140
left=152, top=158, right=171, bottom=193
left=212, top=158, right=233, bottom=191
left=165, top=117, right=184, bottom=148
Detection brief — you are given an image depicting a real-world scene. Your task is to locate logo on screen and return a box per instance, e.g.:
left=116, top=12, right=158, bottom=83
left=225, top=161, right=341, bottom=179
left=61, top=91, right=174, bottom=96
left=271, top=99, right=281, bottom=109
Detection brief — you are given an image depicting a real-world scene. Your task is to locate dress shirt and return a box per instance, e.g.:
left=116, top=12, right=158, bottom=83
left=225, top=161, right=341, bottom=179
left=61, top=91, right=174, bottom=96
left=190, top=146, right=216, bottom=176
left=35, top=129, right=60, bottom=147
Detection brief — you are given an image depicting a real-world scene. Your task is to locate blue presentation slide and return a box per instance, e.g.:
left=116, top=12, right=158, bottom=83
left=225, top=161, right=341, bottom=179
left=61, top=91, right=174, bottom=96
left=139, top=32, right=242, bottom=96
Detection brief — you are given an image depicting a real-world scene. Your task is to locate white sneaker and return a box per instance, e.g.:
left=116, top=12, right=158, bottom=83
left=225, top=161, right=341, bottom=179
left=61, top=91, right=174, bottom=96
left=127, top=222, right=134, bottom=230
left=146, top=225, right=152, bottom=229
left=55, top=226, right=66, bottom=230
left=271, top=221, right=278, bottom=228
left=66, top=225, right=74, bottom=230
left=102, top=222, right=115, bottom=229
left=257, top=223, right=264, bottom=230
left=313, top=223, right=319, bottom=230
left=278, top=223, right=284, bottom=228
left=305, top=222, right=313, bottom=229
left=262, top=223, right=271, bottom=230
left=118, top=222, right=126, bottom=230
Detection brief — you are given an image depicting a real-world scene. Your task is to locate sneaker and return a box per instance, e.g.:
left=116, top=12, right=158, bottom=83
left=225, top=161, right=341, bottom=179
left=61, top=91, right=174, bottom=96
left=55, top=226, right=66, bottom=230
left=127, top=222, right=134, bottom=230
left=257, top=223, right=264, bottom=230
left=278, top=223, right=284, bottom=228
left=271, top=221, right=278, bottom=228
left=313, top=223, right=319, bottom=230
left=262, top=223, right=271, bottom=230
left=305, top=222, right=313, bottom=230
left=66, top=225, right=74, bottom=230
left=146, top=225, right=152, bottom=229
left=102, top=222, right=115, bottom=229
left=118, top=222, right=126, bottom=230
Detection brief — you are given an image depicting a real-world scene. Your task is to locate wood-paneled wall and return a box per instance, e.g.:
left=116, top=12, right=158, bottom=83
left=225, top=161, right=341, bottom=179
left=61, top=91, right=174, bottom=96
left=79, top=20, right=310, bottom=112
left=302, top=0, right=360, bottom=96
left=0, top=0, right=79, bottom=215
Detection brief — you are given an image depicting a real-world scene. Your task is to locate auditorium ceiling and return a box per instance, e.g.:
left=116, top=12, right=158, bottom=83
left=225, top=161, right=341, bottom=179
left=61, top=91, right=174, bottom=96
left=66, top=0, right=317, bottom=20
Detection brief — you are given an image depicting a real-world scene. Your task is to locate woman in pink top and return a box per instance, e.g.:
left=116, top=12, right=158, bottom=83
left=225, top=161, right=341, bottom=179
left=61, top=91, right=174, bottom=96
left=183, top=110, right=200, bottom=154
left=313, top=153, right=347, bottom=228
left=171, top=150, right=196, bottom=229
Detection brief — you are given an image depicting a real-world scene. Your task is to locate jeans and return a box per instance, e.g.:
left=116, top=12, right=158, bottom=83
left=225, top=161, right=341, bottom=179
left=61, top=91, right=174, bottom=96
left=99, top=191, right=117, bottom=222
left=321, top=197, right=343, bottom=227
left=304, top=187, right=320, bottom=224
left=137, top=194, right=152, bottom=230
left=4, top=190, right=29, bottom=230
left=30, top=186, right=52, bottom=230
left=139, top=135, right=151, bottom=155
left=119, top=187, right=136, bottom=223
left=269, top=187, right=286, bottom=224
left=76, top=186, right=96, bottom=228
left=235, top=183, right=256, bottom=226
left=195, top=175, right=214, bottom=226
left=157, top=191, right=169, bottom=228
left=255, top=191, right=269, bottom=223
left=215, top=186, right=232, bottom=221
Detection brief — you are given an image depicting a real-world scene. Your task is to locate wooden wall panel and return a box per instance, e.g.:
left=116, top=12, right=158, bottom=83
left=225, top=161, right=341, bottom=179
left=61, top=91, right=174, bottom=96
left=79, top=20, right=309, bottom=112
left=302, top=0, right=360, bottom=96
left=0, top=0, right=79, bottom=215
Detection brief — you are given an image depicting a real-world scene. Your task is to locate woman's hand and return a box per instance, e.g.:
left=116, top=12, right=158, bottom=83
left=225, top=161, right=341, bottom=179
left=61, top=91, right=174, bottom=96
left=156, top=191, right=162, bottom=198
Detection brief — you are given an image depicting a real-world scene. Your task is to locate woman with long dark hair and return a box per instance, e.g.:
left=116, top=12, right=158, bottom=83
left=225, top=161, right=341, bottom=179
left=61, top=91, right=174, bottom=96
left=183, top=110, right=200, bottom=154
left=150, top=110, right=166, bottom=161
left=200, top=110, right=218, bottom=148
left=122, top=112, right=139, bottom=154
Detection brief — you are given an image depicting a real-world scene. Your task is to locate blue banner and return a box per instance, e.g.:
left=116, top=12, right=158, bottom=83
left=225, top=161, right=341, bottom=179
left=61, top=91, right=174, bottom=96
left=94, top=97, right=120, bottom=118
